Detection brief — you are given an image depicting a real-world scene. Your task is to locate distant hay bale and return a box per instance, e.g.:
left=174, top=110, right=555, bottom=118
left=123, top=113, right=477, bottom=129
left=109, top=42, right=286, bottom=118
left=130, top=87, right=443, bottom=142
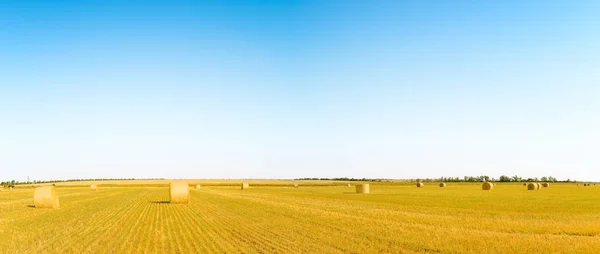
left=90, top=183, right=97, bottom=191
left=482, top=182, right=494, bottom=190
left=196, top=184, right=201, bottom=189
left=241, top=183, right=249, bottom=190
left=536, top=183, right=541, bottom=190
left=34, top=186, right=59, bottom=208
left=439, top=183, right=446, bottom=187
left=293, top=183, right=298, bottom=188
left=170, top=181, right=189, bottom=204
left=356, top=184, right=370, bottom=194
left=527, top=183, right=541, bottom=190
left=416, top=182, right=424, bottom=188
left=347, top=183, right=351, bottom=187
left=523, top=183, right=526, bottom=186
left=542, top=183, right=550, bottom=188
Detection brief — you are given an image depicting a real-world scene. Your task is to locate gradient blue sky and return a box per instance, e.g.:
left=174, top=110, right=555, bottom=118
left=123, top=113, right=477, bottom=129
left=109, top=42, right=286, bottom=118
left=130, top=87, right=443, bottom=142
left=1, top=0, right=599, bottom=181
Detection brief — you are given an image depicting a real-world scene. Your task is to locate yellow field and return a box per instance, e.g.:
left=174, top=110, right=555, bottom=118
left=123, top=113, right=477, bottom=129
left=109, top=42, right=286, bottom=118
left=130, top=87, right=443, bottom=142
left=1, top=181, right=600, bottom=253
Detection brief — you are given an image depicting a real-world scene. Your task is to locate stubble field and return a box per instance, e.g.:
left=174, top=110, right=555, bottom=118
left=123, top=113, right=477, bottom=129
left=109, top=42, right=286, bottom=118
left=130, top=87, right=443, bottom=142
left=1, top=181, right=599, bottom=253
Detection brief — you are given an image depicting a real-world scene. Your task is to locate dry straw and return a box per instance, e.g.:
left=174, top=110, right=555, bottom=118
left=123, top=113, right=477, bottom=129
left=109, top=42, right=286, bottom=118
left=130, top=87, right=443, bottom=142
left=196, top=184, right=201, bottom=189
left=241, top=183, right=249, bottom=190
left=347, top=183, right=351, bottom=187
left=170, top=181, right=190, bottom=204
left=482, top=182, right=494, bottom=190
left=416, top=182, right=424, bottom=188
left=542, top=183, right=550, bottom=188
left=34, top=186, right=59, bottom=208
left=90, top=183, right=97, bottom=191
left=293, top=183, right=298, bottom=188
left=356, top=184, right=370, bottom=194
left=439, top=183, right=446, bottom=187
left=527, top=183, right=542, bottom=190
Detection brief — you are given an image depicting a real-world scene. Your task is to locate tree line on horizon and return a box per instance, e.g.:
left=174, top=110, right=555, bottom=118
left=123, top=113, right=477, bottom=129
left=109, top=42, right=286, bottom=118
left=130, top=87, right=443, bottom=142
left=296, top=175, right=576, bottom=183
left=1, top=175, right=588, bottom=188
left=1, top=178, right=165, bottom=187
left=430, top=175, right=564, bottom=183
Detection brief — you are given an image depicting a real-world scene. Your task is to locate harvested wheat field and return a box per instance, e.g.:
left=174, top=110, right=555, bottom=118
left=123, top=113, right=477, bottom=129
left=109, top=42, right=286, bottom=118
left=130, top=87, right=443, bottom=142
left=1, top=181, right=600, bottom=253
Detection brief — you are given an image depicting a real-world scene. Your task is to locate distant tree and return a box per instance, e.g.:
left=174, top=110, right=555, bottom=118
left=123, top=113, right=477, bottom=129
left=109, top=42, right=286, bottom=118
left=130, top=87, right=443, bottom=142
left=541, top=177, right=548, bottom=182
left=499, top=175, right=511, bottom=182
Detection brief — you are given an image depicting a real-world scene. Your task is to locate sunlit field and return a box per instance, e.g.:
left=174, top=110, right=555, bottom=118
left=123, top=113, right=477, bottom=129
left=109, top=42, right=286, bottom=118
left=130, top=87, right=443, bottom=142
left=1, top=181, right=599, bottom=253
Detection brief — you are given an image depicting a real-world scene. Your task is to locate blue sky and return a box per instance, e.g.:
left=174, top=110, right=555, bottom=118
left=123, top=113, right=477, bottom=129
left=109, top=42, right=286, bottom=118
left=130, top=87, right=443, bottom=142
left=1, top=0, right=599, bottom=181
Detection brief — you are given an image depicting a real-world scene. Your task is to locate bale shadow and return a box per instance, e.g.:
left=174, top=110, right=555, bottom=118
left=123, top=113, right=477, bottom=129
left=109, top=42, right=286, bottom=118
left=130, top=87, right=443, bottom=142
left=150, top=201, right=171, bottom=204
left=27, top=205, right=36, bottom=208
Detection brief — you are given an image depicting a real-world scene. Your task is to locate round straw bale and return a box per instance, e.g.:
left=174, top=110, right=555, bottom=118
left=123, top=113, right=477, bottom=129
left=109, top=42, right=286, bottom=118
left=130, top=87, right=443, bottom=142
left=523, top=183, right=526, bottom=186
left=170, top=181, right=189, bottom=204
left=356, top=184, right=370, bottom=194
left=241, top=183, right=249, bottom=190
left=34, top=186, right=59, bottom=208
left=542, top=183, right=549, bottom=188
left=196, top=184, right=201, bottom=189
left=293, top=183, right=298, bottom=188
left=347, top=183, right=351, bottom=187
left=90, top=183, right=97, bottom=191
left=482, top=182, right=494, bottom=190
left=416, top=182, right=424, bottom=188
left=439, top=183, right=446, bottom=187
left=527, top=183, right=540, bottom=190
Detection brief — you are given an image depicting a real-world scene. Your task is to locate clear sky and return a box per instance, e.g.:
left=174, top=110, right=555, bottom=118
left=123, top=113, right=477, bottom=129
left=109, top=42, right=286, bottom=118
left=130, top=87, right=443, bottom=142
left=1, top=0, right=599, bottom=181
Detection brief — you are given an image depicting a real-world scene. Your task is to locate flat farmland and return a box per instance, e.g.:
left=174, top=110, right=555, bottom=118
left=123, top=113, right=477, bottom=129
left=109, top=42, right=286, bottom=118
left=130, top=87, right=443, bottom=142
left=1, top=182, right=600, bottom=253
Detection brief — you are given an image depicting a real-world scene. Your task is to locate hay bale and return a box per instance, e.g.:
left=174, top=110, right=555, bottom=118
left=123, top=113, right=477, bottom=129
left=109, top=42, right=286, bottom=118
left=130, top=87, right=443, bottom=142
left=482, top=182, right=494, bottom=190
left=439, top=183, right=446, bottom=187
left=356, top=184, right=370, bottom=194
left=241, top=183, right=249, bottom=190
left=527, top=183, right=542, bottom=190
left=293, top=183, right=298, bottom=188
left=196, top=184, right=201, bottom=189
left=34, top=186, right=59, bottom=208
left=347, top=183, right=351, bottom=187
left=542, top=183, right=550, bottom=188
left=170, top=181, right=189, bottom=204
left=90, top=183, right=97, bottom=191
left=523, top=183, right=526, bottom=186
left=416, top=182, right=424, bottom=188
